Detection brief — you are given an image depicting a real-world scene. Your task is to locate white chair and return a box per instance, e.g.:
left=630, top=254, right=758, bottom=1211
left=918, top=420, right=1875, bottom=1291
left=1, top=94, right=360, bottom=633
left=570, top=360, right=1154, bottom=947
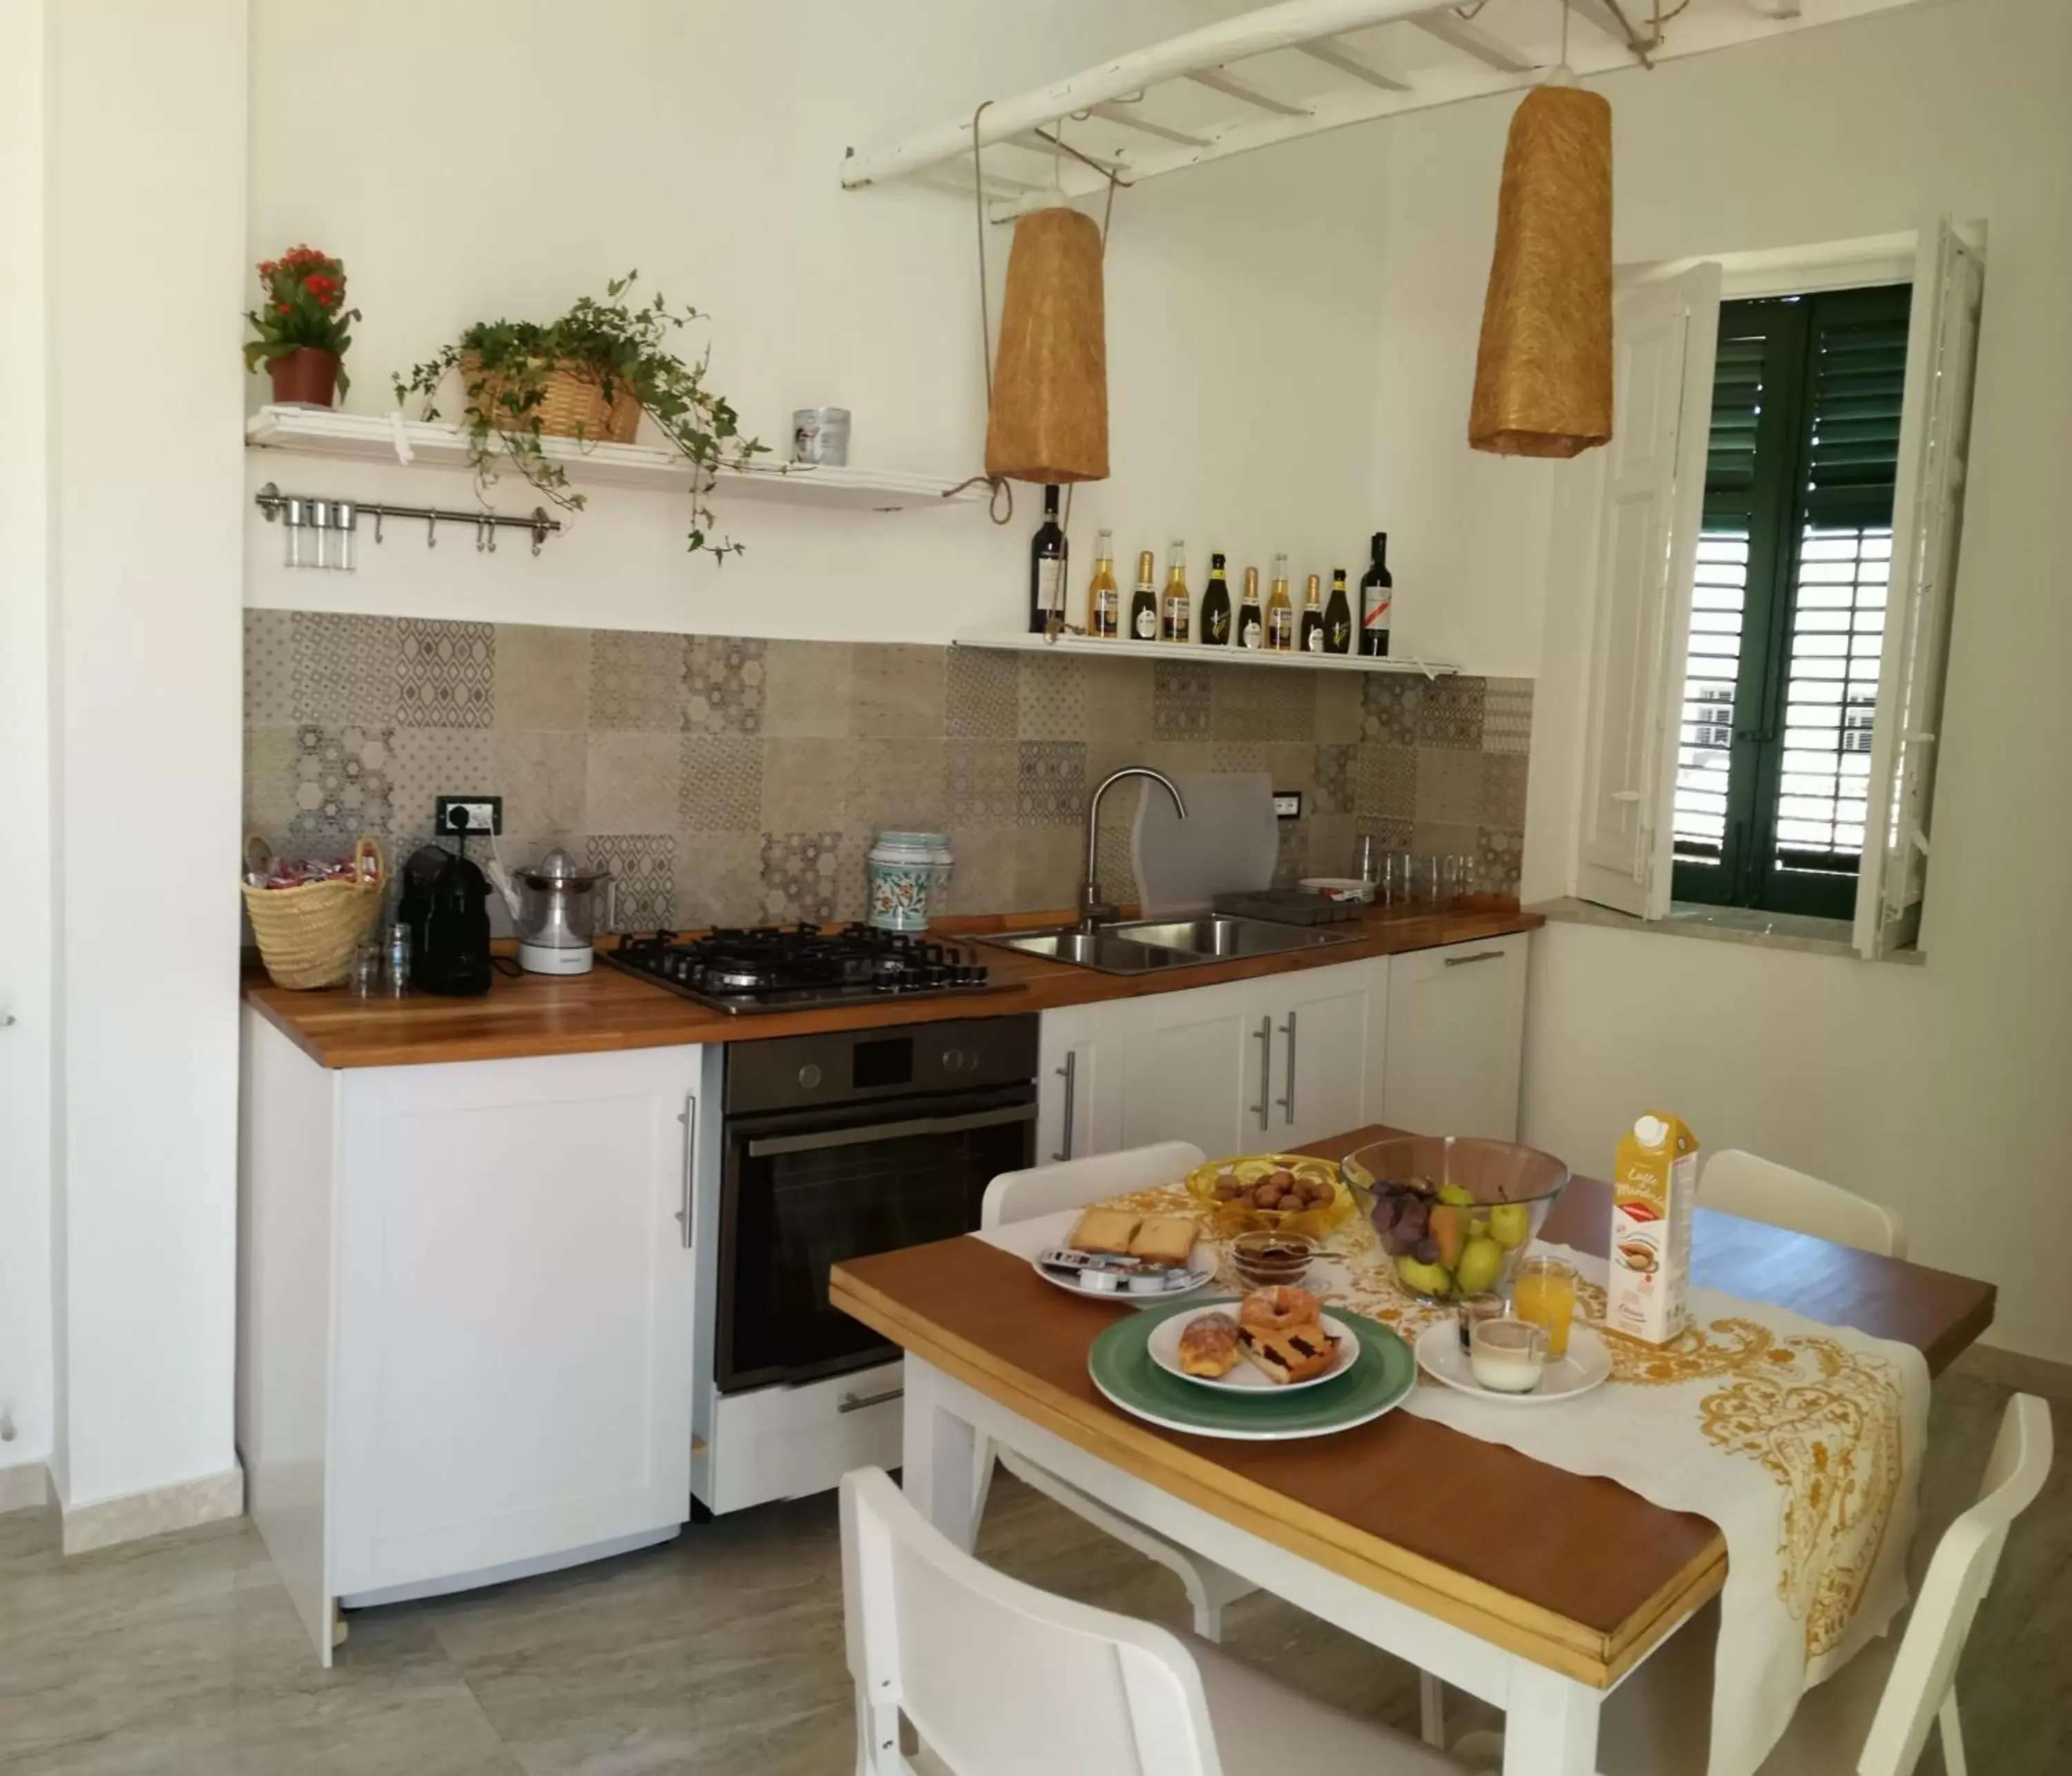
left=973, top=1141, right=1258, bottom=1642
left=1701, top=1149, right=1908, bottom=1258
left=1597, top=1392, right=2053, bottom=1776
left=841, top=1465, right=1472, bottom=1776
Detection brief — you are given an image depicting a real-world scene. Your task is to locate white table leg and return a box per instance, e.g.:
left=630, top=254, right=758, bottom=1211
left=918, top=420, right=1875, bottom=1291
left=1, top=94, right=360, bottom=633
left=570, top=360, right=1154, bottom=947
left=1502, top=1660, right=1602, bottom=1776
left=900, top=1357, right=980, bottom=1554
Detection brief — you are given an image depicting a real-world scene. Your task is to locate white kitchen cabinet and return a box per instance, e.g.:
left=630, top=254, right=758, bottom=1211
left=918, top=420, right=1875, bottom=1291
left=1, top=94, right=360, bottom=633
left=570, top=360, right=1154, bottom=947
left=1244, top=957, right=1389, bottom=1150
left=1381, top=933, right=1530, bottom=1139
left=239, top=1012, right=711, bottom=1663
left=1120, top=977, right=1259, bottom=1158
left=1036, top=1000, right=1130, bottom=1164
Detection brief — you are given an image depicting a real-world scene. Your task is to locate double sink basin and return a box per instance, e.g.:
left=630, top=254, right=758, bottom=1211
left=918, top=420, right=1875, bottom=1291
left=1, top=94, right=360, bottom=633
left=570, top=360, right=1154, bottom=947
left=981, top=915, right=1353, bottom=976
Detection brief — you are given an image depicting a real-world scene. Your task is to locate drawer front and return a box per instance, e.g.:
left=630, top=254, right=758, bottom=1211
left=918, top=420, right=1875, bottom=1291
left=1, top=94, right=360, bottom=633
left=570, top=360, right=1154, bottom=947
left=705, top=1359, right=905, bottom=1514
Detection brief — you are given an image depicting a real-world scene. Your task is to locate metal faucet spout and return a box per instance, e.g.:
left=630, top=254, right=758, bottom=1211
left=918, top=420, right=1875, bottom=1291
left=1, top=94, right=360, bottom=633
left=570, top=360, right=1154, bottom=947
left=1078, top=767, right=1187, bottom=931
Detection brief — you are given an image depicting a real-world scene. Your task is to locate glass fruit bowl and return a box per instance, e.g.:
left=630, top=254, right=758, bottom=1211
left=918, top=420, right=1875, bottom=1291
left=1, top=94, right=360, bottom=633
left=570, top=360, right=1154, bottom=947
left=1186, top=1154, right=1355, bottom=1239
left=1341, top=1135, right=1570, bottom=1302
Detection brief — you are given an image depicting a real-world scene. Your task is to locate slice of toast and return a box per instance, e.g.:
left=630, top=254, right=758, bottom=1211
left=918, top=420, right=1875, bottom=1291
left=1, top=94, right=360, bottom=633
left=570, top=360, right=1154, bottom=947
left=1128, top=1215, right=1198, bottom=1267
left=1068, top=1208, right=1140, bottom=1257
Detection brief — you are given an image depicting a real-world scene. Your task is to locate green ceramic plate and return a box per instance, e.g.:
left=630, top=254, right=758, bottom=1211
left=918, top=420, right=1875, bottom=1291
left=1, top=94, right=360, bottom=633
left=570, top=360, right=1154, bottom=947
left=1088, top=1298, right=1416, bottom=1440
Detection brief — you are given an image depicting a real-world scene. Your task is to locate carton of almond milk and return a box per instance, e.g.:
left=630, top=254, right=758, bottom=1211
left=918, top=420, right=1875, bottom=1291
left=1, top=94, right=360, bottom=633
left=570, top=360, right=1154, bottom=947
left=1606, top=1112, right=1700, bottom=1344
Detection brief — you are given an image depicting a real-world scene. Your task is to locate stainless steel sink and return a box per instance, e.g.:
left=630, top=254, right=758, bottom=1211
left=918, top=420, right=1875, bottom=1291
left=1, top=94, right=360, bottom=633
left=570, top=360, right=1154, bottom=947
left=981, top=914, right=1351, bottom=974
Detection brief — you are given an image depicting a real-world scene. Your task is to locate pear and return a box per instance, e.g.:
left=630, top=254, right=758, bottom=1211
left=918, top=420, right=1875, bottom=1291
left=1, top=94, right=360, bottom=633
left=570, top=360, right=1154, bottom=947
left=1488, top=1202, right=1533, bottom=1251
left=1455, top=1236, right=1504, bottom=1297
left=1395, top=1254, right=1455, bottom=1298
left=1436, top=1182, right=1475, bottom=1207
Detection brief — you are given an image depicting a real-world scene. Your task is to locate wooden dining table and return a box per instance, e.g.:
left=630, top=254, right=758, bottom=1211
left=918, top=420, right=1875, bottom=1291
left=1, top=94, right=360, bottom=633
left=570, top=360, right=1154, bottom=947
left=829, top=1123, right=1995, bottom=1776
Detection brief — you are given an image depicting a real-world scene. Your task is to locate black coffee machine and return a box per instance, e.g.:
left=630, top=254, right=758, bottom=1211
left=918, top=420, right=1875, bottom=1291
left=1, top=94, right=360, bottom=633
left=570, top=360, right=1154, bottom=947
left=399, top=842, right=493, bottom=996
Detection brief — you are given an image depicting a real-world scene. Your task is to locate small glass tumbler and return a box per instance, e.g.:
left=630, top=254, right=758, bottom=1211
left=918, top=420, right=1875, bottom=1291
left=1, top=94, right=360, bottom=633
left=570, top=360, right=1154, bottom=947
left=1513, top=1255, right=1579, bottom=1360
left=347, top=940, right=383, bottom=998
left=1411, top=852, right=1445, bottom=911
left=1469, top=1316, right=1548, bottom=1394
left=1456, top=1291, right=1510, bottom=1355
left=1379, top=850, right=1412, bottom=909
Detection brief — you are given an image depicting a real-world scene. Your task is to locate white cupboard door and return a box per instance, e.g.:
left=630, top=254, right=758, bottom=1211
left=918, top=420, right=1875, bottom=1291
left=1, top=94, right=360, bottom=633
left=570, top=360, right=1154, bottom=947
left=1381, top=936, right=1529, bottom=1141
left=1037, top=1003, right=1126, bottom=1164
left=331, top=1045, right=702, bottom=1595
left=1122, top=978, right=1260, bottom=1160
left=1245, top=960, right=1386, bottom=1148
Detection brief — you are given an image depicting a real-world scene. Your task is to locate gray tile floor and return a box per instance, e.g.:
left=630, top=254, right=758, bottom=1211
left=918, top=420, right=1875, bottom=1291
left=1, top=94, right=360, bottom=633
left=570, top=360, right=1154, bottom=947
left=1, top=1374, right=2062, bottom=1775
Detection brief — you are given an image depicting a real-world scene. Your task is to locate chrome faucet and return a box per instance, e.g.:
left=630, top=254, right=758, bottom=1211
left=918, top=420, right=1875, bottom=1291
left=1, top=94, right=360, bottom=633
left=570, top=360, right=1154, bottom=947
left=1079, top=767, right=1187, bottom=931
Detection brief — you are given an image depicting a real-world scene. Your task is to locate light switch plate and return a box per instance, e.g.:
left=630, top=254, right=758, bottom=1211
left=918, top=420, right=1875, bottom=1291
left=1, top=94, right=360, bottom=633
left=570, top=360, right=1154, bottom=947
left=1273, top=791, right=1303, bottom=820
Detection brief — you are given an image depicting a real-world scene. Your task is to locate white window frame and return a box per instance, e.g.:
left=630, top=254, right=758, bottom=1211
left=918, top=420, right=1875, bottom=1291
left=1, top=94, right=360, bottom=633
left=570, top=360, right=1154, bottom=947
left=1566, top=222, right=1986, bottom=959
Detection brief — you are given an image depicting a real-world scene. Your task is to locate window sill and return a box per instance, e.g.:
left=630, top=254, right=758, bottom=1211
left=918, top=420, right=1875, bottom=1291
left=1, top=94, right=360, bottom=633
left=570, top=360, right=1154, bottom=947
left=1526, top=898, right=1925, bottom=965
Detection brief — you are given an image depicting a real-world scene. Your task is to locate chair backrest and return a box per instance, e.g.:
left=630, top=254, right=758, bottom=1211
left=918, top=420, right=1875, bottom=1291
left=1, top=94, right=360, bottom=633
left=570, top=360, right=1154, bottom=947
left=981, top=1141, right=1207, bottom=1230
left=841, top=1467, right=1222, bottom=1776
left=1856, top=1394, right=2053, bottom=1776
left=1700, top=1149, right=1907, bottom=1257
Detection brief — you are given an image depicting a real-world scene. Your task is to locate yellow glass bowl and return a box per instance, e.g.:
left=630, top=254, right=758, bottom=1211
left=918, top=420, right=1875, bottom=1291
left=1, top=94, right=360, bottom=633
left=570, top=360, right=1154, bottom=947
left=1184, top=1153, right=1354, bottom=1239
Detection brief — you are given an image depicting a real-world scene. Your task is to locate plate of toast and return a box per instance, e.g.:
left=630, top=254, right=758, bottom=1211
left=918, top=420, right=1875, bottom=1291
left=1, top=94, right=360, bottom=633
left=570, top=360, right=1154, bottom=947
left=1147, top=1289, right=1359, bottom=1393
left=1033, top=1207, right=1216, bottom=1300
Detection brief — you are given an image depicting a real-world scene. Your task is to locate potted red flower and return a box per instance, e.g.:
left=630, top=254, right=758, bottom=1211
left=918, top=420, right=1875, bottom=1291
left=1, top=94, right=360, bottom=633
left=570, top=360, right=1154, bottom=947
left=244, top=244, right=361, bottom=406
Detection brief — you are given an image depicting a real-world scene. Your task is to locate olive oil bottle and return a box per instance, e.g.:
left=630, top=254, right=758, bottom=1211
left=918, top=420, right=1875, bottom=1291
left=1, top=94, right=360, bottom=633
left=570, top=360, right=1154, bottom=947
left=1200, top=552, right=1233, bottom=646
left=1324, top=568, right=1354, bottom=654
left=1299, top=572, right=1325, bottom=654
left=1161, top=540, right=1191, bottom=642
left=1238, top=566, right=1265, bottom=649
left=1086, top=530, right=1118, bottom=639
left=1129, top=549, right=1159, bottom=642
left=1265, top=552, right=1296, bottom=653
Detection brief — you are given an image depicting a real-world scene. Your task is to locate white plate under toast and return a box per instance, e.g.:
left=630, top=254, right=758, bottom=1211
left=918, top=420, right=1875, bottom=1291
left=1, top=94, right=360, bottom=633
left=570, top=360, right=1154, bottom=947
left=1149, top=1305, right=1361, bottom=1392
left=1032, top=1245, right=1218, bottom=1303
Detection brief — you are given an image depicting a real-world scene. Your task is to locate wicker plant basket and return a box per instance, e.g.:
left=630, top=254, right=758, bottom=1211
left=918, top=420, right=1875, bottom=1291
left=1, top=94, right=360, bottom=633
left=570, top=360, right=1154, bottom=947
left=242, top=837, right=385, bottom=990
left=461, top=353, right=641, bottom=443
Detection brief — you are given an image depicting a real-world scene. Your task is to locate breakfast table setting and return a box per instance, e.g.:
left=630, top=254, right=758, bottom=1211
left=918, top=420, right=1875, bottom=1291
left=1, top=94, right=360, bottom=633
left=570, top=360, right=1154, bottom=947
left=829, top=1122, right=1995, bottom=1776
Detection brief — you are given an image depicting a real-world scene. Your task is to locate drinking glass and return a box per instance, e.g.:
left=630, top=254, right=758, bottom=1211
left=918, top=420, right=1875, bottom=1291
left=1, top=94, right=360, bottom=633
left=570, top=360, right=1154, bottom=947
left=1411, top=852, right=1443, bottom=911
left=347, top=941, right=383, bottom=998
left=1379, top=850, right=1412, bottom=909
left=1455, top=1291, right=1509, bottom=1355
left=1513, top=1256, right=1578, bottom=1360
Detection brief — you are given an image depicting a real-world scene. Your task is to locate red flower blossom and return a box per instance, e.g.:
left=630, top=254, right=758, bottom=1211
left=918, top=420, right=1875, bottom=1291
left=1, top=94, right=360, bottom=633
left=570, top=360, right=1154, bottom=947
left=276, top=303, right=291, bottom=315
left=305, top=273, right=336, bottom=303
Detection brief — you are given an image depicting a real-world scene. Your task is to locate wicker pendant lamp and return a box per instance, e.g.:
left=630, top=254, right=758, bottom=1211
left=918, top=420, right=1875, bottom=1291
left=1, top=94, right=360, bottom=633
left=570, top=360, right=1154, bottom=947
left=984, top=203, right=1111, bottom=484
left=1468, top=78, right=1614, bottom=459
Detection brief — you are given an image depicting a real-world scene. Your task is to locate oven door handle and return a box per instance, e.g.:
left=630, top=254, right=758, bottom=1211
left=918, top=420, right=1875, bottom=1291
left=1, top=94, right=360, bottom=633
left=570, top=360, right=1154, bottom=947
left=745, top=1102, right=1037, bottom=1159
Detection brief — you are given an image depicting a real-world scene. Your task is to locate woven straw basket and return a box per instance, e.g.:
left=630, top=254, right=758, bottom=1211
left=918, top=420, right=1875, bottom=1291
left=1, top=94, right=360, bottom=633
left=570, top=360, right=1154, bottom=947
left=461, top=354, right=641, bottom=443
left=242, top=838, right=385, bottom=990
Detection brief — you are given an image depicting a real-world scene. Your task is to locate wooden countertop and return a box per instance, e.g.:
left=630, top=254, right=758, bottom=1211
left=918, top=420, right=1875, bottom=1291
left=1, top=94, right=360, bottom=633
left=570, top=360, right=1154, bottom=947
left=243, top=902, right=1543, bottom=1070
left=830, top=1122, right=1995, bottom=1688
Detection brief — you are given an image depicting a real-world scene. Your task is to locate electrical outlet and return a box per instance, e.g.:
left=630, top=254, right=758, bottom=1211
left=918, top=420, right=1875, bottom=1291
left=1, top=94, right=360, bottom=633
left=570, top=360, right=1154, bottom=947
left=434, top=795, right=503, bottom=837
left=1273, top=791, right=1303, bottom=820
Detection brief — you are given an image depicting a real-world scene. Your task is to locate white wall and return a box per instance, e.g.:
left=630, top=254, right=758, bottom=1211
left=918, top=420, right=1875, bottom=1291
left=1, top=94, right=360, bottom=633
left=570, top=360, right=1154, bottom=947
left=1372, top=0, right=2072, bottom=1360
left=42, top=0, right=249, bottom=1507
left=242, top=0, right=1396, bottom=641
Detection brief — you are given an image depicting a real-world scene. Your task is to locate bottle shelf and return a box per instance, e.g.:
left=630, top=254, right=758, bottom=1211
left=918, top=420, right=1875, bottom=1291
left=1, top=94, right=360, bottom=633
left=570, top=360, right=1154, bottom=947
left=950, top=632, right=1453, bottom=677
left=243, top=405, right=984, bottom=512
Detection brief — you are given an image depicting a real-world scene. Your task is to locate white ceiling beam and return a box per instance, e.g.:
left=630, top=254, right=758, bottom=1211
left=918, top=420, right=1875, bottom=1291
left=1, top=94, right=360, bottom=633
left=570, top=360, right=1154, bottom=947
left=1296, top=37, right=1412, bottom=91
left=1408, top=11, right=1537, bottom=73
left=1007, top=129, right=1128, bottom=172
left=1184, top=67, right=1312, bottom=116
left=1565, top=0, right=1658, bottom=64
left=1084, top=101, right=1211, bottom=147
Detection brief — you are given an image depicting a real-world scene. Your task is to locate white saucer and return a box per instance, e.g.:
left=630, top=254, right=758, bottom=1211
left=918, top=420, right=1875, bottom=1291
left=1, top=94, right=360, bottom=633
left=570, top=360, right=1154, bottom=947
left=1414, top=1320, right=1612, bottom=1405
left=1149, top=1306, right=1361, bottom=1392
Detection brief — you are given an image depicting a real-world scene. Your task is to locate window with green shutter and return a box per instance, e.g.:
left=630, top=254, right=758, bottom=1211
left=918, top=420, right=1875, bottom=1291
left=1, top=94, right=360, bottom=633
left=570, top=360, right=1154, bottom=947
left=1670, top=283, right=1912, bottom=917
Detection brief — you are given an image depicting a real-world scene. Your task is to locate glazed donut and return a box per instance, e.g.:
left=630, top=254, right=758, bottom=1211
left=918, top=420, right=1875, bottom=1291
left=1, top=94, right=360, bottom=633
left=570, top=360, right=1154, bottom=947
left=1239, top=1284, right=1321, bottom=1333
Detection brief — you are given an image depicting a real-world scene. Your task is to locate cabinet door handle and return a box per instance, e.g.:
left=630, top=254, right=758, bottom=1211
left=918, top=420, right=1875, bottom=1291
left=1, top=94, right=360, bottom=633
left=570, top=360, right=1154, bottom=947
left=1275, top=1013, right=1298, bottom=1126
left=675, top=1093, right=697, bottom=1250
left=1252, top=1016, right=1273, bottom=1132
left=838, top=1385, right=905, bottom=1414
left=1053, top=1051, right=1078, bottom=1163
left=1443, top=949, right=1508, bottom=968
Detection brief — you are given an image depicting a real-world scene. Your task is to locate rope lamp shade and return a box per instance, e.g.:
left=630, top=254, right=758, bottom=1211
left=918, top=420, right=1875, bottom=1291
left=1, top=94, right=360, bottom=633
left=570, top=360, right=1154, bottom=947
left=1468, top=84, right=1613, bottom=459
left=984, top=205, right=1110, bottom=484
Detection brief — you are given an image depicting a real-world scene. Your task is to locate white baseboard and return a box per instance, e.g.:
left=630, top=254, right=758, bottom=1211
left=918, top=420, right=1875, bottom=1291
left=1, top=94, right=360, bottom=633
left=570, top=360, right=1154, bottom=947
left=61, top=1465, right=244, bottom=1555
left=1951, top=1343, right=2072, bottom=1401
left=0, top=1462, right=50, bottom=1515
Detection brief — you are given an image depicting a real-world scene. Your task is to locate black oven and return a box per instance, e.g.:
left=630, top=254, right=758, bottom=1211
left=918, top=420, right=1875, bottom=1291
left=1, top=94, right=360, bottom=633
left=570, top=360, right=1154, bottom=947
left=714, top=1014, right=1039, bottom=1392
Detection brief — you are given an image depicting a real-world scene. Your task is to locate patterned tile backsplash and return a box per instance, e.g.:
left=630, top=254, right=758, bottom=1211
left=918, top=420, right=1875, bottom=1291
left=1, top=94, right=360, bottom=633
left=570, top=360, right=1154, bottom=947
left=244, top=611, right=1535, bottom=930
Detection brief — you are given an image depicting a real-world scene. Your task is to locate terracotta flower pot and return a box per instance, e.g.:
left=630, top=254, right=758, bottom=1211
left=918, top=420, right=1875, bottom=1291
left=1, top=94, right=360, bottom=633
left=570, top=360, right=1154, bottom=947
left=269, top=347, right=340, bottom=407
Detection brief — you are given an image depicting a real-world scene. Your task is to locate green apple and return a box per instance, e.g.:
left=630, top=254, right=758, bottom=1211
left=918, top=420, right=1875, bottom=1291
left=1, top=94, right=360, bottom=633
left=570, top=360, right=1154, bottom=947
left=1488, top=1202, right=1533, bottom=1250
left=1455, top=1236, right=1504, bottom=1297
left=1395, top=1254, right=1455, bottom=1297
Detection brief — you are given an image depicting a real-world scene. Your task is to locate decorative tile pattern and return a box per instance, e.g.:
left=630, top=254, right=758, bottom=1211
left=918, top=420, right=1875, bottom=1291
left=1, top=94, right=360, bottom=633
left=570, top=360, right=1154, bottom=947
left=846, top=740, right=946, bottom=837
left=293, top=613, right=399, bottom=726
left=762, top=641, right=853, bottom=737
left=1151, top=659, right=1212, bottom=738
left=588, top=833, right=676, bottom=930
left=1314, top=673, right=1364, bottom=744
left=853, top=645, right=945, bottom=738
left=944, top=647, right=1018, bottom=739
left=244, top=610, right=295, bottom=724
left=1417, top=675, right=1486, bottom=750
left=291, top=724, right=393, bottom=844
left=396, top=619, right=494, bottom=728
left=759, top=831, right=844, bottom=923
left=1211, top=665, right=1316, bottom=741
left=1361, top=674, right=1421, bottom=747
left=684, top=635, right=766, bottom=736
left=1477, top=824, right=1525, bottom=897
left=586, top=732, right=682, bottom=835
left=1357, top=814, right=1414, bottom=854
left=491, top=730, right=587, bottom=836
left=1209, top=740, right=1267, bottom=773
left=494, top=624, right=590, bottom=730
left=1017, top=652, right=1087, bottom=740
left=1083, top=656, right=1155, bottom=742
left=589, top=630, right=687, bottom=731
left=943, top=742, right=1019, bottom=827
left=1314, top=744, right=1356, bottom=817
left=673, top=830, right=765, bottom=929
left=1356, top=745, right=1417, bottom=820
left=679, top=736, right=764, bottom=831
left=1017, top=741, right=1086, bottom=827
left=387, top=728, right=492, bottom=838
left=1414, top=749, right=1484, bottom=824
left=1480, top=753, right=1531, bottom=831
left=762, top=738, right=850, bottom=830
left=1482, top=677, right=1535, bottom=757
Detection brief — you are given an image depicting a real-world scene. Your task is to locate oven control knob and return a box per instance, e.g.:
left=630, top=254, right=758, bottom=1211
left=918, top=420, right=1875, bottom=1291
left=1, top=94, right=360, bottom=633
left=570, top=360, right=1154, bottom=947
left=941, top=1048, right=965, bottom=1073
left=797, top=1063, right=823, bottom=1090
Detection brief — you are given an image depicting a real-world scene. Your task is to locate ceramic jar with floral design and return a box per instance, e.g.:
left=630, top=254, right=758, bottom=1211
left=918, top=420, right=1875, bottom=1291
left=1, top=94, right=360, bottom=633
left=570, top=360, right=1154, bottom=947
left=867, top=831, right=953, bottom=932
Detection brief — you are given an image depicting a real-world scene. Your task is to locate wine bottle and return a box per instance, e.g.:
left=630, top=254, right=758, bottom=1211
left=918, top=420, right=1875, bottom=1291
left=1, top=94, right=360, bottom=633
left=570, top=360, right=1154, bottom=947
left=1359, top=532, right=1393, bottom=659
left=1028, top=485, right=1066, bottom=634
left=1086, top=529, right=1118, bottom=639
left=1129, top=549, right=1159, bottom=642
left=1200, top=552, right=1233, bottom=646
left=1238, top=566, right=1264, bottom=649
left=1324, top=568, right=1353, bottom=655
left=1265, top=552, right=1295, bottom=653
left=1161, top=540, right=1191, bottom=643
left=1299, top=572, right=1325, bottom=654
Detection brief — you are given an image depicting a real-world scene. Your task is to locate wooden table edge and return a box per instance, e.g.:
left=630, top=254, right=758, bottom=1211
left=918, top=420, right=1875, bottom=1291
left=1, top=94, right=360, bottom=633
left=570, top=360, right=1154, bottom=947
left=832, top=1265, right=1705, bottom=1687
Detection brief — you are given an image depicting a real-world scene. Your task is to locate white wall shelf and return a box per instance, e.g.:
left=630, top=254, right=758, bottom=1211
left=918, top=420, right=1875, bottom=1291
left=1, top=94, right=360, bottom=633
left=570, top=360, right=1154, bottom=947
left=244, top=405, right=984, bottom=512
left=952, top=631, right=1456, bottom=678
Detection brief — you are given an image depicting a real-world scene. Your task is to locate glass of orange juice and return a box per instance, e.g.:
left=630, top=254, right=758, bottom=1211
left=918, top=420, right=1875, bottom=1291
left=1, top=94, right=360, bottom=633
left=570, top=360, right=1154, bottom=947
left=1512, top=1256, right=1577, bottom=1360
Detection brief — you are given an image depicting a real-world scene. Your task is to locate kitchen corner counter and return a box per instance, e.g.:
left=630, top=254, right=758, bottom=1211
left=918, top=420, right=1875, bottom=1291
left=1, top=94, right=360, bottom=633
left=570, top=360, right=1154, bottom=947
left=242, top=903, right=1544, bottom=1070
